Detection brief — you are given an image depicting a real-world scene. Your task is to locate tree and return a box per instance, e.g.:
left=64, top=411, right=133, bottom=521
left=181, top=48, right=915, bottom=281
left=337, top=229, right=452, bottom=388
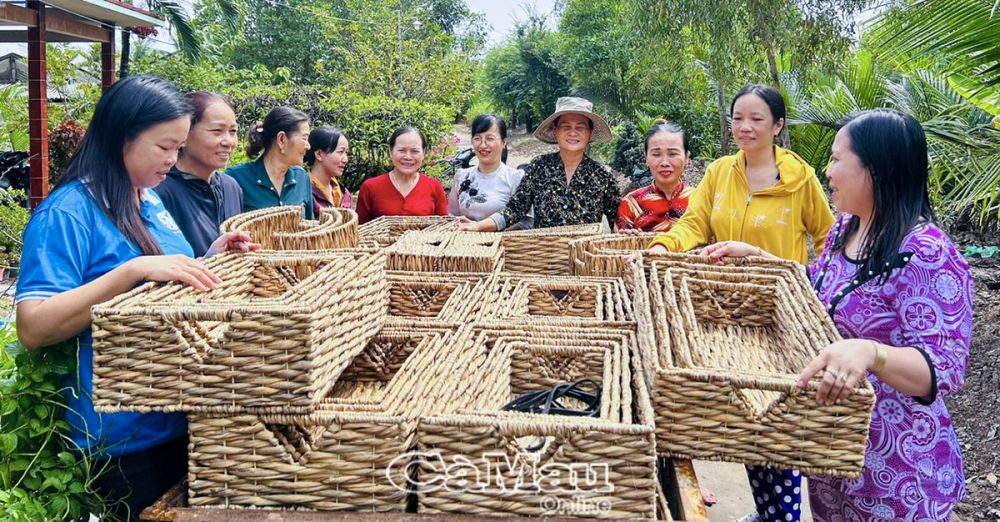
left=872, top=0, right=1000, bottom=114
left=120, top=0, right=242, bottom=77
left=482, top=15, right=570, bottom=130
left=787, top=50, right=1000, bottom=222
left=628, top=0, right=875, bottom=150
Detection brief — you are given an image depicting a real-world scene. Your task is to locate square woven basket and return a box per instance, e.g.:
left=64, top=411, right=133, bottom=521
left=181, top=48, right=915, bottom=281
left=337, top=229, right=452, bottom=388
left=416, top=324, right=657, bottom=519
left=631, top=253, right=875, bottom=477
left=187, top=326, right=465, bottom=512
left=91, top=251, right=388, bottom=414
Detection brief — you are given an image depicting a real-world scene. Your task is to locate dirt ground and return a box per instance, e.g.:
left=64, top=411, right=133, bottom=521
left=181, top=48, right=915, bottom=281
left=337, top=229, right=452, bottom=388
left=945, top=223, right=1000, bottom=522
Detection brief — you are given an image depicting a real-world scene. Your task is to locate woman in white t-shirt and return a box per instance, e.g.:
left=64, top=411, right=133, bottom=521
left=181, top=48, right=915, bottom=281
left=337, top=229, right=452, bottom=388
left=450, top=114, right=533, bottom=229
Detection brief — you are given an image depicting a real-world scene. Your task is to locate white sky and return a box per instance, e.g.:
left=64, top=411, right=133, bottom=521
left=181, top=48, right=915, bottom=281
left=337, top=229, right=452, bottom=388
left=466, top=0, right=558, bottom=47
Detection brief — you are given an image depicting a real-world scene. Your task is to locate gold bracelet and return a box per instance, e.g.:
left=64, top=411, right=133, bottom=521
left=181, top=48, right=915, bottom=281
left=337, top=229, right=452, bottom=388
left=871, top=341, right=887, bottom=373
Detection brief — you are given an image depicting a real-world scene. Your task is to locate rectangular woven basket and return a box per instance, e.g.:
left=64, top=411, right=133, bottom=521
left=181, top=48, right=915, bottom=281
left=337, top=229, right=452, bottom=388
left=631, top=254, right=875, bottom=477
left=219, top=206, right=359, bottom=251
left=416, top=324, right=657, bottom=519
left=187, top=325, right=469, bottom=511
left=501, top=221, right=609, bottom=275
left=91, top=251, right=388, bottom=414
left=384, top=231, right=504, bottom=273
left=386, top=271, right=498, bottom=322
left=480, top=274, right=634, bottom=324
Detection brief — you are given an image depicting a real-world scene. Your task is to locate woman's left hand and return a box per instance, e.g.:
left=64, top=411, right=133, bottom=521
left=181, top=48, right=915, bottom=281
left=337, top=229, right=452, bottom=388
left=796, top=339, right=877, bottom=405
left=702, top=240, right=761, bottom=259
left=205, top=231, right=261, bottom=257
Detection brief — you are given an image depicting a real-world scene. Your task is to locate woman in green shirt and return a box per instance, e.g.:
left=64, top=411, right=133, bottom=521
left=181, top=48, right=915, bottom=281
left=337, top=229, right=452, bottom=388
left=226, top=106, right=315, bottom=218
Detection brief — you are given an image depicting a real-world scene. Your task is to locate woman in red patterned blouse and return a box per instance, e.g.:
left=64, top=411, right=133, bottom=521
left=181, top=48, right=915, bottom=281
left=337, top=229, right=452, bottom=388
left=616, top=120, right=694, bottom=232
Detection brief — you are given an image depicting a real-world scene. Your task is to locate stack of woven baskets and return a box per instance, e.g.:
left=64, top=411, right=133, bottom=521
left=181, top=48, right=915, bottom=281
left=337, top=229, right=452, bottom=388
left=88, top=212, right=875, bottom=520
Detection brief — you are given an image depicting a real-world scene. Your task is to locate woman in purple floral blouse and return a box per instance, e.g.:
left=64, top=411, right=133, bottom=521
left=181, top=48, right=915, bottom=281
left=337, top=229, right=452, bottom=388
left=702, top=108, right=973, bottom=521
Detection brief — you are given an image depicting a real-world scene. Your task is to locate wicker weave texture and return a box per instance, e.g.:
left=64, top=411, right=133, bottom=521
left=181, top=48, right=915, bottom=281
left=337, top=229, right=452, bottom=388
left=220, top=206, right=359, bottom=251
left=187, top=326, right=477, bottom=511
left=417, top=325, right=656, bottom=519
left=358, top=216, right=459, bottom=248
left=501, top=222, right=609, bottom=275
left=569, top=233, right=658, bottom=277
left=631, top=254, right=875, bottom=477
left=384, top=231, right=504, bottom=273
left=91, top=251, right=388, bottom=414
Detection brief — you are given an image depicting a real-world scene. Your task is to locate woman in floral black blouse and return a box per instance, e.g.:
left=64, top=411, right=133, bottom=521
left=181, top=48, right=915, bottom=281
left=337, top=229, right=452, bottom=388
left=458, top=97, right=620, bottom=231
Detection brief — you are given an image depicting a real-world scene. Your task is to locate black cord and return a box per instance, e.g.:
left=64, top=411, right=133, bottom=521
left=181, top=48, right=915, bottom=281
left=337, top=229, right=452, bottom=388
left=502, top=379, right=602, bottom=417
left=501, top=379, right=602, bottom=451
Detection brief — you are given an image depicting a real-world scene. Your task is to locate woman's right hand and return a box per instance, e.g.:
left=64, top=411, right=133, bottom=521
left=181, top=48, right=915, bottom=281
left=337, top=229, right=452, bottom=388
left=124, top=255, right=221, bottom=291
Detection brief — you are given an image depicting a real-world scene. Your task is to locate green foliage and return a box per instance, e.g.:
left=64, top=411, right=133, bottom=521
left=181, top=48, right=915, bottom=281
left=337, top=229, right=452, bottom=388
left=0, top=189, right=29, bottom=270
left=482, top=16, right=571, bottom=130
left=0, top=330, right=105, bottom=521
left=0, top=84, right=28, bottom=152
left=786, top=50, right=1000, bottom=223
left=873, top=0, right=1000, bottom=97
left=610, top=121, right=645, bottom=178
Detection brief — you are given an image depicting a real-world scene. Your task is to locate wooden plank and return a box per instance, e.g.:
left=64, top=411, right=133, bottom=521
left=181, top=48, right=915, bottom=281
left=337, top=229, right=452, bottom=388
left=0, top=2, right=111, bottom=42
left=0, top=3, right=38, bottom=26
left=672, top=460, right=709, bottom=522
left=45, top=11, right=111, bottom=42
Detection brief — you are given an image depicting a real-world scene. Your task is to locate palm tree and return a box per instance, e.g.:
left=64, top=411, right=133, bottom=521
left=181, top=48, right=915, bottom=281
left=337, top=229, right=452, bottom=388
left=120, top=0, right=243, bottom=77
left=872, top=0, right=1000, bottom=115
left=787, top=50, right=1000, bottom=223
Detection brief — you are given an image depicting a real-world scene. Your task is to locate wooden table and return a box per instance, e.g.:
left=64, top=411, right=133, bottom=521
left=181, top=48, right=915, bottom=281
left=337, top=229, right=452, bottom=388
left=141, top=459, right=708, bottom=522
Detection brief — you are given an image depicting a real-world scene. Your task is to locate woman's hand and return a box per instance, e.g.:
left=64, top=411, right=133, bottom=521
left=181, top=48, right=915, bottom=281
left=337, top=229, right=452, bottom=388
left=796, top=339, right=877, bottom=405
left=205, top=231, right=260, bottom=257
left=124, top=255, right=222, bottom=292
left=649, top=243, right=668, bottom=254
left=458, top=217, right=492, bottom=232
left=702, top=240, right=762, bottom=260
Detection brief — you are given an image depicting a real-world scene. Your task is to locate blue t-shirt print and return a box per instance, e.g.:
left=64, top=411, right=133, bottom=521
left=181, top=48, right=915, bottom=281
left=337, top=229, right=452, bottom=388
left=16, top=180, right=193, bottom=457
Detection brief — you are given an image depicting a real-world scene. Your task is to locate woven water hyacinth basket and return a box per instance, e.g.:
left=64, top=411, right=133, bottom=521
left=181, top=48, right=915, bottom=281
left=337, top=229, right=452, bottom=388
left=480, top=274, right=634, bottom=324
left=220, top=206, right=359, bottom=251
left=630, top=254, right=875, bottom=477
left=569, top=233, right=659, bottom=277
left=384, top=231, right=503, bottom=273
left=501, top=221, right=609, bottom=275
left=417, top=324, right=656, bottom=519
left=387, top=271, right=499, bottom=322
left=91, top=251, right=388, bottom=414
left=357, top=215, right=459, bottom=248
left=187, top=326, right=469, bottom=511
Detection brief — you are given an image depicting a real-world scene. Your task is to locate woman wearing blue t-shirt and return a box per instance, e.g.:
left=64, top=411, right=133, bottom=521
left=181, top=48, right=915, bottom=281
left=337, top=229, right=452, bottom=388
left=15, top=75, right=255, bottom=521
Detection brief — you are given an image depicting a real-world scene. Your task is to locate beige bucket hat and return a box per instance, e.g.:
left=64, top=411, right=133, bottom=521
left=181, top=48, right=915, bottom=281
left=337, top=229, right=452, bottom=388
left=533, top=97, right=613, bottom=144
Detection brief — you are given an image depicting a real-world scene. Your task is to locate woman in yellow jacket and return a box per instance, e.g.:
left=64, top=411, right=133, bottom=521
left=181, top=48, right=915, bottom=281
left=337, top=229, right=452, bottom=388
left=650, top=85, right=833, bottom=263
left=650, top=84, right=834, bottom=522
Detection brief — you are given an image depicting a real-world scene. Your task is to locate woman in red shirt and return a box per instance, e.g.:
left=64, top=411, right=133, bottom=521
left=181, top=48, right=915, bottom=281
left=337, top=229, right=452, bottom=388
left=616, top=120, right=694, bottom=232
left=356, top=125, right=448, bottom=224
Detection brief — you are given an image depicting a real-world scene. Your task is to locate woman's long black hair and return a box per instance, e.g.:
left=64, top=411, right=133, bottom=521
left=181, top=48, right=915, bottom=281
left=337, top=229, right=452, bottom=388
left=834, top=109, right=935, bottom=282
left=59, top=75, right=192, bottom=256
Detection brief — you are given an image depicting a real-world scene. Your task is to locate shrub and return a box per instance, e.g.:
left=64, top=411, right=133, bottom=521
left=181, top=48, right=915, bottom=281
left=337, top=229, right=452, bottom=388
left=0, top=327, right=106, bottom=521
left=48, top=121, right=85, bottom=187
left=0, top=189, right=28, bottom=271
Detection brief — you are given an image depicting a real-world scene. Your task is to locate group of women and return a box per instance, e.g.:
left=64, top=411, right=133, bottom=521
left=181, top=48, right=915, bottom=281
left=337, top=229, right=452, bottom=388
left=13, top=73, right=972, bottom=522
